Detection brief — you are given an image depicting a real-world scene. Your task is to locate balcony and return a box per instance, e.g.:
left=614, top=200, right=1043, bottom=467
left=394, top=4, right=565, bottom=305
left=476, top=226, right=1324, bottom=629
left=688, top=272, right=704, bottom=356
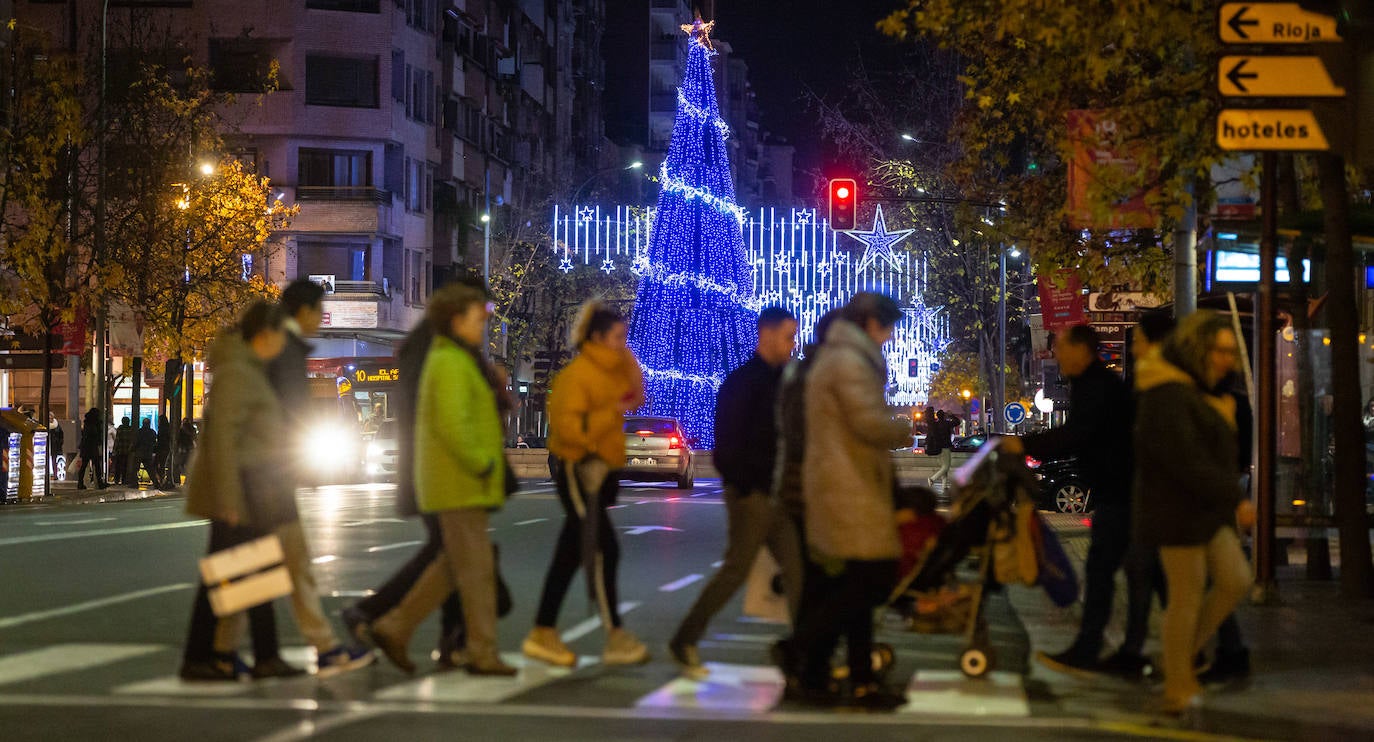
left=296, top=186, right=391, bottom=204
left=332, top=280, right=390, bottom=298
left=651, top=39, right=680, bottom=61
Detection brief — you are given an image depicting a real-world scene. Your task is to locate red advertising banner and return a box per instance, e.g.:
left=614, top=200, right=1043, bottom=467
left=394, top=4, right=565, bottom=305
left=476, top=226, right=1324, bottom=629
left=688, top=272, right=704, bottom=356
left=1066, top=110, right=1159, bottom=230
left=54, top=309, right=88, bottom=356
left=1038, top=272, right=1086, bottom=333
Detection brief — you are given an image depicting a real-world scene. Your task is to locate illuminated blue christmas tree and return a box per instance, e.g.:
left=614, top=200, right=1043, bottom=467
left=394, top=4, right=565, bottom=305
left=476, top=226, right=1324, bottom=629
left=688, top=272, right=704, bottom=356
left=627, top=17, right=757, bottom=449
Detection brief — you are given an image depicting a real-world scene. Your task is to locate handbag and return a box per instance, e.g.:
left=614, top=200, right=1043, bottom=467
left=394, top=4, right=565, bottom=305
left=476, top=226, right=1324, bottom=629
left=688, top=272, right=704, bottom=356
left=198, top=534, right=294, bottom=616
left=1030, top=511, right=1079, bottom=608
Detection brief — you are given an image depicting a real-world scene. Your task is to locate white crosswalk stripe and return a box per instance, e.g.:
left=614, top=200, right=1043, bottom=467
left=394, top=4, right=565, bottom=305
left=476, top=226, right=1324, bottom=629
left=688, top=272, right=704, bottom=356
left=0, top=644, right=164, bottom=687
left=374, top=653, right=598, bottom=704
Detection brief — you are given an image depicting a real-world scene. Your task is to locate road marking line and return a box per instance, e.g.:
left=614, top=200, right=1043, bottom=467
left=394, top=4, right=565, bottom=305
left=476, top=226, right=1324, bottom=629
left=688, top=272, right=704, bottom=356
left=252, top=710, right=387, bottom=742
left=514, top=518, right=548, bottom=526
left=0, top=584, right=194, bottom=630
left=311, top=555, right=337, bottom=565
left=0, top=644, right=165, bottom=686
left=115, top=647, right=318, bottom=698
left=328, top=590, right=376, bottom=598
left=0, top=520, right=207, bottom=547
left=712, top=561, right=724, bottom=568
left=897, top=670, right=1029, bottom=717
left=636, top=662, right=785, bottom=712
left=35, top=518, right=118, bottom=526
left=560, top=601, right=641, bottom=643
left=375, top=652, right=599, bottom=704
left=707, top=633, right=776, bottom=644
left=365, top=540, right=423, bottom=553
left=0, top=693, right=1171, bottom=734
left=659, top=574, right=704, bottom=592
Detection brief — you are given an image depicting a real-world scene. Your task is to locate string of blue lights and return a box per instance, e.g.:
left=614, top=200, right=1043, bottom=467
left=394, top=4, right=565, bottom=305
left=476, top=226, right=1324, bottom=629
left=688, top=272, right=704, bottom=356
left=626, top=19, right=758, bottom=449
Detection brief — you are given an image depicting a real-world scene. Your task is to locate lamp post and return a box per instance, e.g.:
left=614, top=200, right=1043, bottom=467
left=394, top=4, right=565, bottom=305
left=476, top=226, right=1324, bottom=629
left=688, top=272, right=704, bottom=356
left=570, top=161, right=643, bottom=206
left=961, top=388, right=972, bottom=436
left=996, top=244, right=1022, bottom=433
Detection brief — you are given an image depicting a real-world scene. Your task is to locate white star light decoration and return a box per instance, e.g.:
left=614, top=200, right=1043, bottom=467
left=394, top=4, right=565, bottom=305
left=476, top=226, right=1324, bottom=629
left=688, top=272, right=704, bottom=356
left=842, top=204, right=914, bottom=274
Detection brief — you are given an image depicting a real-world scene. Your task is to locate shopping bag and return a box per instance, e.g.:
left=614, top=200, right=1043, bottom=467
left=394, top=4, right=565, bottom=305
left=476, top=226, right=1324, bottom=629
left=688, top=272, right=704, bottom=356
left=66, top=454, right=82, bottom=477
left=1030, top=511, right=1079, bottom=608
left=742, top=547, right=790, bottom=625
left=198, top=534, right=294, bottom=617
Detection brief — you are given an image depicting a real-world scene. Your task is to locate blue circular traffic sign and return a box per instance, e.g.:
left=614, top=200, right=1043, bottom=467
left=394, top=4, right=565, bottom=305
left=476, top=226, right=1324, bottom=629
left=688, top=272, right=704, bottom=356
left=1004, top=402, right=1027, bottom=425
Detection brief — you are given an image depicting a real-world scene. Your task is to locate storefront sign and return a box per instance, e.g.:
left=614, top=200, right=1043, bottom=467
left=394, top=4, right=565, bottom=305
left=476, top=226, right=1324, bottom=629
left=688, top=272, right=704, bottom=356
left=319, top=300, right=379, bottom=330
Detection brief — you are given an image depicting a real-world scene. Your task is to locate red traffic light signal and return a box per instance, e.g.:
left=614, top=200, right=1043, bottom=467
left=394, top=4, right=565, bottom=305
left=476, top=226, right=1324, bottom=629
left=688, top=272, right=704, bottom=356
left=828, top=178, right=857, bottom=230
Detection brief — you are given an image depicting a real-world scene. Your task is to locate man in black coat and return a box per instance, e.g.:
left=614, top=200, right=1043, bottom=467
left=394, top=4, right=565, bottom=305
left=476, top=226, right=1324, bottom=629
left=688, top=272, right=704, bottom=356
left=134, top=419, right=158, bottom=484
left=1002, top=324, right=1134, bottom=675
left=668, top=306, right=802, bottom=680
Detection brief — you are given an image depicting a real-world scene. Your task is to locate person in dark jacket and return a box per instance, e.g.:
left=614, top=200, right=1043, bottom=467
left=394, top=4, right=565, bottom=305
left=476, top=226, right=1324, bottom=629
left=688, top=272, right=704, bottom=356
left=926, top=410, right=960, bottom=489
left=1134, top=311, right=1251, bottom=714
left=668, top=306, right=801, bottom=679
left=261, top=279, right=374, bottom=678
left=113, top=417, right=135, bottom=486
left=77, top=408, right=107, bottom=490
left=176, top=418, right=198, bottom=479
left=1002, top=324, right=1135, bottom=675
left=134, top=418, right=157, bottom=484
left=154, top=414, right=173, bottom=487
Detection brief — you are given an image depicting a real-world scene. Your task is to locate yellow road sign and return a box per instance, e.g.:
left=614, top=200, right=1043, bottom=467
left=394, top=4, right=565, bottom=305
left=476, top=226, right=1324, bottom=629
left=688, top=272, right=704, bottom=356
left=1216, top=109, right=1329, bottom=151
left=1218, top=56, right=1346, bottom=98
left=1219, top=3, right=1342, bottom=44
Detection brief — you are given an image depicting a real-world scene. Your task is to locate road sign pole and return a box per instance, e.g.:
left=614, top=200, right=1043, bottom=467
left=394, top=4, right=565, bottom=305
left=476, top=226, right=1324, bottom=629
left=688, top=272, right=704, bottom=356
left=1254, top=151, right=1279, bottom=604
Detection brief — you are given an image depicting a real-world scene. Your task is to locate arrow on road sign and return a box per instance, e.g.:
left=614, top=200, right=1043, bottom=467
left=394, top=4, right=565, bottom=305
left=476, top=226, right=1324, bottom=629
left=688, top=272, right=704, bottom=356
left=1218, top=3, right=1342, bottom=45
left=623, top=525, right=683, bottom=536
left=1218, top=56, right=1346, bottom=98
left=1225, top=59, right=1258, bottom=93
left=1225, top=4, right=1258, bottom=40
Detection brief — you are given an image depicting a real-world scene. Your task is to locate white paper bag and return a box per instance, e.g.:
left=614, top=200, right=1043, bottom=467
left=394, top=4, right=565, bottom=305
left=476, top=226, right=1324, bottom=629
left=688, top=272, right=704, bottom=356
left=742, top=547, right=790, bottom=625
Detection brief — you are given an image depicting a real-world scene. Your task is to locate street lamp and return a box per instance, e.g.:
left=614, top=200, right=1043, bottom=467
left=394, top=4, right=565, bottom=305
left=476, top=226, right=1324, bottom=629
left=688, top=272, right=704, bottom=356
left=571, top=161, right=644, bottom=206
left=961, top=388, right=973, bottom=436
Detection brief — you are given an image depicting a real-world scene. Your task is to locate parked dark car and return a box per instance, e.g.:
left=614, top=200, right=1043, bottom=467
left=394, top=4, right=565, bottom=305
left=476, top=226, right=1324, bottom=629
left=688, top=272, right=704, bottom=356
left=949, top=434, right=988, bottom=453
left=1027, top=455, right=1093, bottom=514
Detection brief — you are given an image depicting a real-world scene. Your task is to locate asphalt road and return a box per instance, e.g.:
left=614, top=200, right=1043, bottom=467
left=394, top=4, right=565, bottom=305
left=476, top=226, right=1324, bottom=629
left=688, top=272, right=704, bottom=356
left=0, top=480, right=1194, bottom=741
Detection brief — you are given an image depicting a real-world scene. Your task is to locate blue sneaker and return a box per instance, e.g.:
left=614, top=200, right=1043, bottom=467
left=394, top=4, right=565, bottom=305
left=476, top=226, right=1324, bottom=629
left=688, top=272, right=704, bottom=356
left=316, top=644, right=375, bottom=678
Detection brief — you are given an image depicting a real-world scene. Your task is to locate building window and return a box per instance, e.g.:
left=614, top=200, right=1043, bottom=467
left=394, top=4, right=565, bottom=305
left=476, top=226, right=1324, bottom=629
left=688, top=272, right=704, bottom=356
left=306, top=0, right=380, bottom=12
left=406, top=0, right=435, bottom=33
left=298, top=241, right=371, bottom=281
left=405, top=158, right=425, bottom=213
left=299, top=148, right=371, bottom=188
left=305, top=55, right=379, bottom=108
left=406, top=67, right=434, bottom=124
left=407, top=250, right=424, bottom=305
left=209, top=38, right=277, bottom=92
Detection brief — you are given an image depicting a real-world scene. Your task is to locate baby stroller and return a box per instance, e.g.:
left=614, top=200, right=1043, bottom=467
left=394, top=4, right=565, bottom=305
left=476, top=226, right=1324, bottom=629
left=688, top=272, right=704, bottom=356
left=887, top=441, right=1077, bottom=678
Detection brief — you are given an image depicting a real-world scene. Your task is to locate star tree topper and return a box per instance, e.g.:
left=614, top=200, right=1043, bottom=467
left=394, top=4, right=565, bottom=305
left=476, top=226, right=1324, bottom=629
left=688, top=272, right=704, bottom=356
left=842, top=204, right=914, bottom=274
left=681, top=14, right=716, bottom=50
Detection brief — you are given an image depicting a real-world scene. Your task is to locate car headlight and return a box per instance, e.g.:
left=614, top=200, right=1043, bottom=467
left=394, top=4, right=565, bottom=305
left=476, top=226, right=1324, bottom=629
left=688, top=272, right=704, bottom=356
left=303, top=427, right=356, bottom=469
left=366, top=441, right=383, bottom=459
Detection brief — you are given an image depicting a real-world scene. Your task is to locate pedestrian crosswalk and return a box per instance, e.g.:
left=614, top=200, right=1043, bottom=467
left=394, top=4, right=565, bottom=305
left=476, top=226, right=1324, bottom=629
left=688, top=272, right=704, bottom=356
left=0, top=642, right=1030, bottom=718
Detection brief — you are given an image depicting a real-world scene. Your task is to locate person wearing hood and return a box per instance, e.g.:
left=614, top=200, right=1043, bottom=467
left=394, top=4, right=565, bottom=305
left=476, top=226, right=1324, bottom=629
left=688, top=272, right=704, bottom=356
left=522, top=301, right=649, bottom=669
left=1133, top=310, right=1252, bottom=714
left=784, top=293, right=912, bottom=710
left=1002, top=324, right=1134, bottom=677
left=180, top=302, right=300, bottom=681
left=77, top=408, right=107, bottom=490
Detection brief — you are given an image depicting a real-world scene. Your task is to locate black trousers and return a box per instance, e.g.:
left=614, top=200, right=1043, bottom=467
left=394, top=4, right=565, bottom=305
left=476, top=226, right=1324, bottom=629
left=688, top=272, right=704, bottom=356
left=792, top=558, right=897, bottom=688
left=1059, top=500, right=1132, bottom=660
left=355, top=514, right=465, bottom=638
left=77, top=451, right=104, bottom=487
left=183, top=520, right=278, bottom=664
left=535, top=459, right=622, bottom=629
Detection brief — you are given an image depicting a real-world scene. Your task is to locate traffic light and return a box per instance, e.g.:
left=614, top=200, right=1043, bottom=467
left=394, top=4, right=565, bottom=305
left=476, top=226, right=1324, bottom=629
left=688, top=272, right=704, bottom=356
left=828, top=178, right=857, bottom=230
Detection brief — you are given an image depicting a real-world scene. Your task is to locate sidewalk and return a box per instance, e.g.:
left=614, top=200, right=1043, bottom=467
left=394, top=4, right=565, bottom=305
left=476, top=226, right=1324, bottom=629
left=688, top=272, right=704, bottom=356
left=6, top=479, right=173, bottom=508
left=1012, top=512, right=1374, bottom=739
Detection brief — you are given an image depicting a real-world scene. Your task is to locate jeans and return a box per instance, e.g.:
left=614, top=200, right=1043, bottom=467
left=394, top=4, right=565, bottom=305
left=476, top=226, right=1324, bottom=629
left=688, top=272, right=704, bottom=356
left=671, top=488, right=802, bottom=646
left=1158, top=526, right=1252, bottom=702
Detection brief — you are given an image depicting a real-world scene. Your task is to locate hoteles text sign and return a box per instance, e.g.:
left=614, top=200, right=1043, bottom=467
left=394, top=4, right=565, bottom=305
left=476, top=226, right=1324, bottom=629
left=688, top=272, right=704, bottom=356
left=1216, top=109, right=1329, bottom=151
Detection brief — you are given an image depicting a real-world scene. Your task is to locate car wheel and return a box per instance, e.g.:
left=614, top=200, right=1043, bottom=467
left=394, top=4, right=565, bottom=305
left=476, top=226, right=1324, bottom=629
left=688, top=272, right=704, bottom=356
left=676, top=472, right=694, bottom=490
left=1055, top=482, right=1091, bottom=514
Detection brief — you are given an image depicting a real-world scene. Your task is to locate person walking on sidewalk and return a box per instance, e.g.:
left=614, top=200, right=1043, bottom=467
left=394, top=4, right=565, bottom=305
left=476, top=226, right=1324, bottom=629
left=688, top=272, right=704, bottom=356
left=1001, top=324, right=1134, bottom=676
left=1133, top=311, right=1252, bottom=714
left=134, top=418, right=157, bottom=485
left=785, top=293, right=913, bottom=710
left=522, top=301, right=649, bottom=668
left=668, top=307, right=803, bottom=679
left=76, top=408, right=107, bottom=490
left=926, top=410, right=960, bottom=490
left=180, top=302, right=299, bottom=681
left=368, top=284, right=517, bottom=677
left=113, top=417, right=134, bottom=486
left=262, top=279, right=374, bottom=678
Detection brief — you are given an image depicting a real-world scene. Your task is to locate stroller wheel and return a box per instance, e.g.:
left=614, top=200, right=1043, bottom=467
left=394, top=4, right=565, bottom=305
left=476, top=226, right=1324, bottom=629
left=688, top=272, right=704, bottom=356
left=959, top=646, right=993, bottom=678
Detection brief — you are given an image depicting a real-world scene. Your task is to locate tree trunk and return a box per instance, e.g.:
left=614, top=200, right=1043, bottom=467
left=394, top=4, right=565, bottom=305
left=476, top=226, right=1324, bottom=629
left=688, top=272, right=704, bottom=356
left=1316, top=152, right=1374, bottom=599
left=129, top=356, right=142, bottom=485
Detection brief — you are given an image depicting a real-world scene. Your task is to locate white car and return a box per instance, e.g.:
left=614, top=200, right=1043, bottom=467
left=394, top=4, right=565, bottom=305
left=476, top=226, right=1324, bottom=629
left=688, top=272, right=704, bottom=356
left=621, top=416, right=695, bottom=489
left=364, top=419, right=399, bottom=481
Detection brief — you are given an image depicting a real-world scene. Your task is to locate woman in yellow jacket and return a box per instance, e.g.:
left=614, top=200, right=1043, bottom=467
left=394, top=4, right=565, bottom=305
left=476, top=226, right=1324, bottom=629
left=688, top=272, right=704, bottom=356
left=522, top=301, right=648, bottom=667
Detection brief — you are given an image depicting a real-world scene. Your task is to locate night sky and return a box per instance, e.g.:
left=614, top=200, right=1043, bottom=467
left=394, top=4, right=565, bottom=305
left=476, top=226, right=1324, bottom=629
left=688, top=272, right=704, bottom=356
left=710, top=0, right=912, bottom=172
